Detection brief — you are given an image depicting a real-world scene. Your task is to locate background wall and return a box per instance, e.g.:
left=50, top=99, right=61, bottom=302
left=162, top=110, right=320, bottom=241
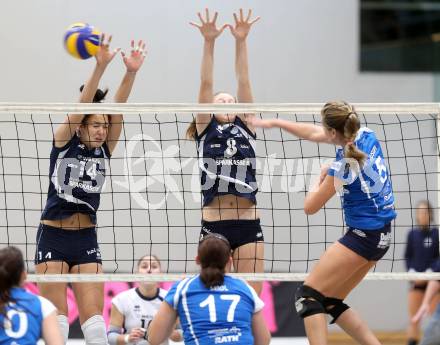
left=0, top=0, right=437, bottom=332
left=0, top=0, right=433, bottom=102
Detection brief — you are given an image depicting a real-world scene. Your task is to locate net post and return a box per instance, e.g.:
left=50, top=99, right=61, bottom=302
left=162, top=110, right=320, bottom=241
left=437, top=104, right=440, bottom=247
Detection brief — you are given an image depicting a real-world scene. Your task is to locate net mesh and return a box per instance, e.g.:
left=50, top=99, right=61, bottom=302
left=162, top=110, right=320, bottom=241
left=0, top=103, right=438, bottom=281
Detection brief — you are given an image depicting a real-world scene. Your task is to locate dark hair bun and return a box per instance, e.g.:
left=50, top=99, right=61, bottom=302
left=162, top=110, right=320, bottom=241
left=79, top=85, right=109, bottom=103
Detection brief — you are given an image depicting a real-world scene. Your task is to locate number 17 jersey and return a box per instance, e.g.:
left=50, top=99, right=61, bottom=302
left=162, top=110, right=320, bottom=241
left=164, top=275, right=264, bottom=345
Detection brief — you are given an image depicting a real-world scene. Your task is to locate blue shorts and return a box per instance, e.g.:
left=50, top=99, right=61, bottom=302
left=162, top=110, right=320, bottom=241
left=338, top=223, right=392, bottom=261
left=34, top=223, right=102, bottom=269
left=200, top=219, right=264, bottom=250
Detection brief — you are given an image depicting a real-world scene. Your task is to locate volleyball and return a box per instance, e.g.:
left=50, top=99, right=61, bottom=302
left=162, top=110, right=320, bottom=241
left=63, top=23, right=101, bottom=59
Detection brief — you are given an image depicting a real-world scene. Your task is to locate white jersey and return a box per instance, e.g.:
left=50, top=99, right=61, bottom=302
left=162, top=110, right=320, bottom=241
left=112, top=287, right=168, bottom=345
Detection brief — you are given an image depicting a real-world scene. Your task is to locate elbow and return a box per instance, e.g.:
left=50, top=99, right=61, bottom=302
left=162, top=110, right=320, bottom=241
left=304, top=194, right=323, bottom=215
left=304, top=203, right=318, bottom=215
left=148, top=337, right=159, bottom=345
left=256, top=332, right=271, bottom=345
left=264, top=332, right=272, bottom=345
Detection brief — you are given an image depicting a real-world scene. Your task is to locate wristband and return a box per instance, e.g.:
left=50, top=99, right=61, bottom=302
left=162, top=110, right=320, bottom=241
left=124, top=334, right=130, bottom=344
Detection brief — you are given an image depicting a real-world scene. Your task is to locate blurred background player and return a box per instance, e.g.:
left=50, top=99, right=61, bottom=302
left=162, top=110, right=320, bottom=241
left=107, top=254, right=182, bottom=344
left=405, top=200, right=439, bottom=345
left=412, top=258, right=440, bottom=345
left=0, top=246, right=63, bottom=345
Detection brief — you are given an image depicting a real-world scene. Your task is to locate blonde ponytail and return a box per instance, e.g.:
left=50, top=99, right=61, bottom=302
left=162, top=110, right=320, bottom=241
left=321, top=101, right=366, bottom=166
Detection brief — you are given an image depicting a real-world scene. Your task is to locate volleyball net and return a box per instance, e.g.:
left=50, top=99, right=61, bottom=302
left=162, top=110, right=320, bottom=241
left=0, top=103, right=439, bottom=282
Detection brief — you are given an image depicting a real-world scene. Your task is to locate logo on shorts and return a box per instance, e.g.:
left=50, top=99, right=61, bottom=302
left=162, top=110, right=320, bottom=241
left=256, top=232, right=263, bottom=239
left=87, top=248, right=101, bottom=258
left=352, top=229, right=366, bottom=238
left=377, top=232, right=391, bottom=249
left=200, top=226, right=212, bottom=241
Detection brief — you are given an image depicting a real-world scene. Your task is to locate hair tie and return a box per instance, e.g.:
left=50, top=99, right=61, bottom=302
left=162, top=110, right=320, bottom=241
left=346, top=112, right=355, bottom=120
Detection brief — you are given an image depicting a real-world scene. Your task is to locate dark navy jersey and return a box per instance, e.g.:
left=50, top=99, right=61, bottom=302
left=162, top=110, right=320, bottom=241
left=405, top=227, right=439, bottom=272
left=0, top=288, right=56, bottom=345
left=328, top=127, right=396, bottom=230
left=41, top=134, right=110, bottom=224
left=165, top=275, right=264, bottom=345
left=196, top=117, right=257, bottom=207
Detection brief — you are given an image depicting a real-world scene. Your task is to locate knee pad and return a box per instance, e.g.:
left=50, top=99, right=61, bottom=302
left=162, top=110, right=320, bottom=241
left=57, top=314, right=69, bottom=344
left=81, top=315, right=108, bottom=345
left=323, top=297, right=350, bottom=324
left=294, top=285, right=326, bottom=319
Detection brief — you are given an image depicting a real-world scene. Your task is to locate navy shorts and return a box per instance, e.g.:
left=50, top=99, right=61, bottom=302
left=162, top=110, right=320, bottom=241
left=410, top=281, right=428, bottom=291
left=200, top=219, right=264, bottom=250
left=338, top=223, right=392, bottom=261
left=34, top=223, right=102, bottom=269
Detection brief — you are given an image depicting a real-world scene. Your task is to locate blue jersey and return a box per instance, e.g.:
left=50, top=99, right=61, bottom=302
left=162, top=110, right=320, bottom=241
left=164, top=275, right=264, bottom=345
left=41, top=134, right=110, bottom=224
left=0, top=288, right=56, bottom=345
left=196, top=117, right=257, bottom=207
left=405, top=227, right=439, bottom=272
left=328, top=127, right=396, bottom=229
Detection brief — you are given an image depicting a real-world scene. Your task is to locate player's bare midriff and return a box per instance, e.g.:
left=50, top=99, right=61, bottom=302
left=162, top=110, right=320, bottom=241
left=202, top=194, right=259, bottom=221
left=41, top=213, right=94, bottom=230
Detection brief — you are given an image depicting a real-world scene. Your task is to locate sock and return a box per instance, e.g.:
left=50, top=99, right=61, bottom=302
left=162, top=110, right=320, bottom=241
left=57, top=314, right=69, bottom=344
left=81, top=315, right=108, bottom=345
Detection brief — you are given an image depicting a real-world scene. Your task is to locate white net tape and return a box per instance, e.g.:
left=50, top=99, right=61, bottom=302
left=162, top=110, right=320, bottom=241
left=25, top=272, right=440, bottom=283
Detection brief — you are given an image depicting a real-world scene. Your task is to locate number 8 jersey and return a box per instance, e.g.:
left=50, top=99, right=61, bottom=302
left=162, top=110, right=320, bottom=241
left=164, top=274, right=264, bottom=345
left=196, top=117, right=258, bottom=207
left=328, top=127, right=397, bottom=229
left=41, top=134, right=110, bottom=224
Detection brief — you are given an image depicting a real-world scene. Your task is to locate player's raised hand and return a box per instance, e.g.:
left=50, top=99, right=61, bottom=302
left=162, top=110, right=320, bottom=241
left=228, top=9, right=260, bottom=41
left=121, top=39, right=146, bottom=73
left=190, top=8, right=228, bottom=42
left=95, top=33, right=120, bottom=66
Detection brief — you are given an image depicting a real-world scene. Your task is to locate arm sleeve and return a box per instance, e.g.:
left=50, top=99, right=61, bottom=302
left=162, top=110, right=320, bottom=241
left=433, top=228, right=439, bottom=261
left=103, top=142, right=112, bottom=158
left=107, top=325, right=123, bottom=345
left=164, top=281, right=180, bottom=309
left=404, top=231, right=413, bottom=271
left=327, top=150, right=349, bottom=182
left=52, top=132, right=77, bottom=150
left=327, top=160, right=342, bottom=177
left=38, top=296, right=57, bottom=318
left=111, top=293, right=125, bottom=315
left=244, top=282, right=264, bottom=313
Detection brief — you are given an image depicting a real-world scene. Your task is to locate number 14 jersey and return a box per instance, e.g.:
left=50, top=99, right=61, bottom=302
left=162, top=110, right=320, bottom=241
left=41, top=134, right=110, bottom=224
